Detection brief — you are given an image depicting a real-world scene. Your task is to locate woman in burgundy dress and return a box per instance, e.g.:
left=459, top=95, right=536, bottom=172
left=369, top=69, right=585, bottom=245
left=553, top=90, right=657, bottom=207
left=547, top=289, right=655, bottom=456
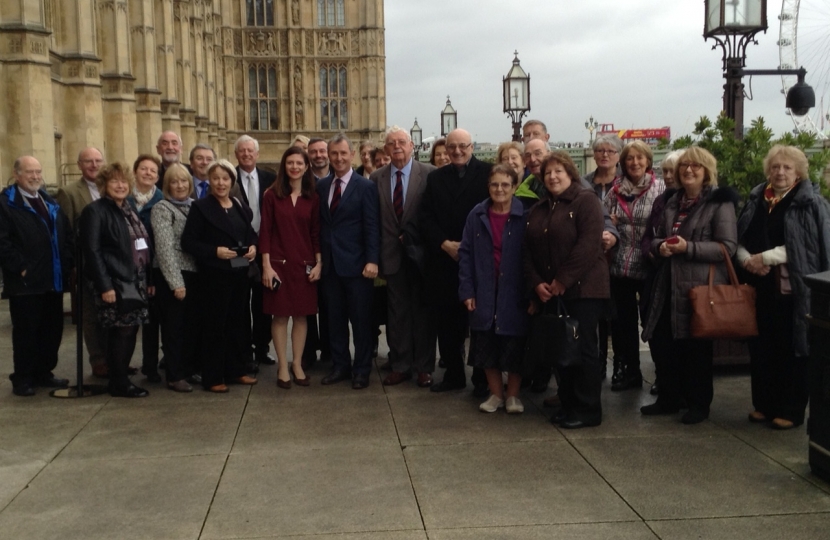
left=260, top=146, right=321, bottom=388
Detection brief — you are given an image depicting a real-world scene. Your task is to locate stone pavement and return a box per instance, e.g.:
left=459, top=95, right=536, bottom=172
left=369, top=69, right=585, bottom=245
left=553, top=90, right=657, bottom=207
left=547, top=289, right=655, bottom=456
left=0, top=305, right=829, bottom=540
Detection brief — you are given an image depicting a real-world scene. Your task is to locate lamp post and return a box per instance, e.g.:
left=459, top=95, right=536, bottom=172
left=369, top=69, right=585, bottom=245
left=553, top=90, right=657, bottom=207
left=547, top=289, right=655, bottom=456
left=704, top=0, right=814, bottom=138
left=503, top=51, right=530, bottom=142
left=585, top=116, right=598, bottom=144
left=410, top=118, right=422, bottom=160
left=440, top=96, right=457, bottom=137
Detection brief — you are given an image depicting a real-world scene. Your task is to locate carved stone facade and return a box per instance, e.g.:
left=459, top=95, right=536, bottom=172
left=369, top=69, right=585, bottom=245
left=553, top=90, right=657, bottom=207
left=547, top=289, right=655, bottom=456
left=0, top=0, right=386, bottom=184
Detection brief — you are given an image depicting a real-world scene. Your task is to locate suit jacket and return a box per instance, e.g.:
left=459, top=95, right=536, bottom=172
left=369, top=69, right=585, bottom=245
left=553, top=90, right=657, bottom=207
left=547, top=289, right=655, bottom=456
left=370, top=160, right=436, bottom=276
left=316, top=171, right=379, bottom=278
left=231, top=166, right=276, bottom=208
left=56, top=178, right=94, bottom=231
left=419, top=157, right=492, bottom=304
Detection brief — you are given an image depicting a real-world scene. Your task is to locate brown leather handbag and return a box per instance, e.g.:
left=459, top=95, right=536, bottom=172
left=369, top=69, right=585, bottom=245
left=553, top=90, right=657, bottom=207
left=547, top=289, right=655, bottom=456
left=689, top=244, right=759, bottom=339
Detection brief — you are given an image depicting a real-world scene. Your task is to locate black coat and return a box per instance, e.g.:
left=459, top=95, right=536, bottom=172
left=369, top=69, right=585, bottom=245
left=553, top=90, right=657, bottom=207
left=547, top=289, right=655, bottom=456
left=181, top=195, right=257, bottom=272
left=419, top=157, right=492, bottom=304
left=80, top=197, right=149, bottom=295
left=0, top=186, right=73, bottom=297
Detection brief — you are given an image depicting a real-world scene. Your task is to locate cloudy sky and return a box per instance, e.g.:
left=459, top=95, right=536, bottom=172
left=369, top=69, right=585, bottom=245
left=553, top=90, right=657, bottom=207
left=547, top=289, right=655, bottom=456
left=383, top=0, right=828, bottom=145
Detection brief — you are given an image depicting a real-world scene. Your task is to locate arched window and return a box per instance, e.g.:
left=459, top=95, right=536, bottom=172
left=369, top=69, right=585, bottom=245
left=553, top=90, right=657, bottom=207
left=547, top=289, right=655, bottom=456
left=247, top=0, right=274, bottom=27
left=249, top=65, right=278, bottom=130
left=318, top=0, right=345, bottom=27
left=319, top=64, right=347, bottom=130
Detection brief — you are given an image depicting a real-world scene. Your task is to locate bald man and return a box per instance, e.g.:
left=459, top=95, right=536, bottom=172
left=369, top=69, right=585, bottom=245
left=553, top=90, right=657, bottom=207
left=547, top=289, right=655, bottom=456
left=419, top=129, right=490, bottom=396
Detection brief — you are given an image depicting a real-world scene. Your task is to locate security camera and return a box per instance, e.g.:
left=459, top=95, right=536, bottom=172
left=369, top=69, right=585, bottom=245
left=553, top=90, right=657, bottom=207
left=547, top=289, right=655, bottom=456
left=786, top=81, right=815, bottom=117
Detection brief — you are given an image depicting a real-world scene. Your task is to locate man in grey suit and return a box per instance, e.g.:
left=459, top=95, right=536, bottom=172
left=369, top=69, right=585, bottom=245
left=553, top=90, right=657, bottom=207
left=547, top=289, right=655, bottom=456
left=370, top=127, right=436, bottom=387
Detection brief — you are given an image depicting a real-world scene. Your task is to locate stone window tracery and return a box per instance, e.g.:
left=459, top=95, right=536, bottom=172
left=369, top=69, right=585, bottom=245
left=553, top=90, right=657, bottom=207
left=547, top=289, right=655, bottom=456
left=249, top=64, right=279, bottom=130
left=317, top=0, right=345, bottom=27
left=247, top=0, right=275, bottom=27
left=319, top=64, right=347, bottom=130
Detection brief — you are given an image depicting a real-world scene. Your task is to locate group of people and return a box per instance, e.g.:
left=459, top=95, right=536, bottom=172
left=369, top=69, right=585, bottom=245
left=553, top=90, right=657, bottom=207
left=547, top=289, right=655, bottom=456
left=1, top=119, right=827, bottom=432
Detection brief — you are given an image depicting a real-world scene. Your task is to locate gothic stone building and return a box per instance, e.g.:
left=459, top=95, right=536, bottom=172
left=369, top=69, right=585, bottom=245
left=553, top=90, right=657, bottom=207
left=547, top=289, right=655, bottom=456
left=0, top=0, right=386, bottom=184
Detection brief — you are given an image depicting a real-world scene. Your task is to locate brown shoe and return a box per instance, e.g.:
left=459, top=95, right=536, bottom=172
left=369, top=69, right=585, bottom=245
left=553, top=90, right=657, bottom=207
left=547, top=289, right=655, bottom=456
left=771, top=418, right=797, bottom=430
left=382, top=371, right=412, bottom=386
left=416, top=372, right=433, bottom=388
left=233, top=375, right=258, bottom=385
left=207, top=384, right=229, bottom=393
left=748, top=410, right=767, bottom=423
left=543, top=393, right=561, bottom=408
left=92, top=364, right=109, bottom=378
left=276, top=379, right=291, bottom=389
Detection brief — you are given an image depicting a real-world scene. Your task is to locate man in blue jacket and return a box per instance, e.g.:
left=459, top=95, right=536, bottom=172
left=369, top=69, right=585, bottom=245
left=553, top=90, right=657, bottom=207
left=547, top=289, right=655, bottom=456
left=0, top=156, right=74, bottom=396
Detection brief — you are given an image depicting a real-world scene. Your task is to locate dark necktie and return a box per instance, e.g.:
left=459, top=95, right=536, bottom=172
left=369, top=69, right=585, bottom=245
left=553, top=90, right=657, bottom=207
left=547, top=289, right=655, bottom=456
left=393, top=171, right=404, bottom=221
left=330, top=178, right=342, bottom=214
left=29, top=195, right=52, bottom=229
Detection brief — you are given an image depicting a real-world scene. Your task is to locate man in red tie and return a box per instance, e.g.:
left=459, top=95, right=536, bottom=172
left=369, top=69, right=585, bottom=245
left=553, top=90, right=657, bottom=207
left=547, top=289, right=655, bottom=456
left=316, top=134, right=380, bottom=389
left=370, top=126, right=436, bottom=387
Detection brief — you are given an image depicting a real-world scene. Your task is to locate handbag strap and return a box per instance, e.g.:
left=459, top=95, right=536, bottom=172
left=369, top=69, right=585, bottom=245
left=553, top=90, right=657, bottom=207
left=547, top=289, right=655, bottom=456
left=706, top=243, right=742, bottom=294
left=555, top=297, right=570, bottom=318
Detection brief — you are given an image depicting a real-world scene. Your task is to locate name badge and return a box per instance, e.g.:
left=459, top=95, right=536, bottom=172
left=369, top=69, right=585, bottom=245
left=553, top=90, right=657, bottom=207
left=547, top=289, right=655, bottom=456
left=135, top=238, right=149, bottom=251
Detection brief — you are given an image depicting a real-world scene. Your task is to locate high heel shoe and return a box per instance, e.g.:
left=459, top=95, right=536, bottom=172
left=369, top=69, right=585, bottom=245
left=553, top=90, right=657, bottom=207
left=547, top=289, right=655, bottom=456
left=292, top=369, right=310, bottom=387
left=276, top=378, right=291, bottom=389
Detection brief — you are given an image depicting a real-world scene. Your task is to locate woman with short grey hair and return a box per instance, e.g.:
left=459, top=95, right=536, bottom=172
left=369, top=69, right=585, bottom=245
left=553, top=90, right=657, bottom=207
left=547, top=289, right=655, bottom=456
left=584, top=134, right=623, bottom=200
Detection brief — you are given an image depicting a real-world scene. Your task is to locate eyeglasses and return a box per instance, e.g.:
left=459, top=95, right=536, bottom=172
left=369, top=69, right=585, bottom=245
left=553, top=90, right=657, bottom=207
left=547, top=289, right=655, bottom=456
left=595, top=149, right=618, bottom=155
left=446, top=143, right=472, bottom=152
left=678, top=162, right=703, bottom=172
left=488, top=182, right=513, bottom=190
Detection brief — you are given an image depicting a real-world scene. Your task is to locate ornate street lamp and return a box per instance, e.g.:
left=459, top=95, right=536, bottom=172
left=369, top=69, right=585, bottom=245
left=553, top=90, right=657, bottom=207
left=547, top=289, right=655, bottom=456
left=410, top=118, right=422, bottom=160
left=585, top=116, right=598, bottom=144
left=440, top=96, right=457, bottom=137
left=503, top=51, right=530, bottom=142
left=704, top=0, right=814, bottom=138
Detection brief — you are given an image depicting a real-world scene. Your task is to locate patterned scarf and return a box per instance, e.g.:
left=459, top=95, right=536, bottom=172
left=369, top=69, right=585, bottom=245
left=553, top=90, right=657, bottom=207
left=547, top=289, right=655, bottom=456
left=671, top=190, right=705, bottom=235
left=132, top=185, right=156, bottom=211
left=117, top=200, right=150, bottom=269
left=763, top=181, right=798, bottom=213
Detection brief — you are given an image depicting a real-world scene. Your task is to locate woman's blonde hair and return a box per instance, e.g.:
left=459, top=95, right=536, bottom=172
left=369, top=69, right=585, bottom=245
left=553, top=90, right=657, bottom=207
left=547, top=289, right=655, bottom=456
left=675, top=146, right=718, bottom=186
left=620, top=141, right=654, bottom=178
left=207, top=159, right=237, bottom=185
left=162, top=163, right=194, bottom=198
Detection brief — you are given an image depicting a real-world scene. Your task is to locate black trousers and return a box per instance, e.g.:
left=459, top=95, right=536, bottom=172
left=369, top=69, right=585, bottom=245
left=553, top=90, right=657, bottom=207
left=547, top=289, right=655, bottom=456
left=107, top=325, right=140, bottom=392
left=430, top=300, right=485, bottom=388
left=198, top=269, right=250, bottom=387
left=650, top=300, right=714, bottom=414
left=558, top=298, right=605, bottom=423
left=610, top=276, right=644, bottom=373
left=321, top=273, right=374, bottom=376
left=249, top=275, right=272, bottom=361
left=750, top=293, right=808, bottom=424
left=155, top=270, right=197, bottom=382
left=141, top=292, right=161, bottom=374
left=9, top=292, right=64, bottom=386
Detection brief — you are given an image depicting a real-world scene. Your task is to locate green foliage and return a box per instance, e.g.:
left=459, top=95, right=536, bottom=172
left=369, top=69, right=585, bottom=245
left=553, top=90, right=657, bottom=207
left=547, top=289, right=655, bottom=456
left=671, top=113, right=830, bottom=199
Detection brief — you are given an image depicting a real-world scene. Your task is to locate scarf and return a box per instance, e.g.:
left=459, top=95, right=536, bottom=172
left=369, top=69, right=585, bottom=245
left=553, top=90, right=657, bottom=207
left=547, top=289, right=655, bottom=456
left=117, top=200, right=151, bottom=269
left=168, top=196, right=193, bottom=207
left=617, top=171, right=653, bottom=201
left=764, top=181, right=799, bottom=213
left=132, top=186, right=156, bottom=211
left=671, top=188, right=707, bottom=235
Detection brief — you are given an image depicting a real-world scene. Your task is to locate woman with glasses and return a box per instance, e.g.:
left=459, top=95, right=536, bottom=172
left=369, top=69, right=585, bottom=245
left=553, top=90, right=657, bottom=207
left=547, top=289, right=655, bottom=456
left=459, top=164, right=529, bottom=413
left=737, top=145, right=830, bottom=430
left=603, top=141, right=664, bottom=392
left=640, top=147, right=738, bottom=424
left=584, top=135, right=623, bottom=200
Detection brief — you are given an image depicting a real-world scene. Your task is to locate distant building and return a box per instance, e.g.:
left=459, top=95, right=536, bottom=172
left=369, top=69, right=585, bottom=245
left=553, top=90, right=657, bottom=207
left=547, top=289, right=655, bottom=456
left=0, top=0, right=386, bottom=183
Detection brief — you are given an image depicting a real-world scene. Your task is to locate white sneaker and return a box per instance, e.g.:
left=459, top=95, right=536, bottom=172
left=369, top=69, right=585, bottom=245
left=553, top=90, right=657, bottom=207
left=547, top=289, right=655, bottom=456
left=505, top=396, right=524, bottom=414
left=479, top=394, right=504, bottom=413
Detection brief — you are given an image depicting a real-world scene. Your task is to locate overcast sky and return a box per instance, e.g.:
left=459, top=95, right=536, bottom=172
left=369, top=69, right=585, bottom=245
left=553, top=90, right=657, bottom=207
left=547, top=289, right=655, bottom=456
left=383, top=0, right=827, bottom=145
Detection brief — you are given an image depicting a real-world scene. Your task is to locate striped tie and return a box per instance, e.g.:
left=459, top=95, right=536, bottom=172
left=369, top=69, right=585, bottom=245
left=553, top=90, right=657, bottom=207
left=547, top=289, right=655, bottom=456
left=393, top=171, right=404, bottom=221
left=330, top=178, right=342, bottom=214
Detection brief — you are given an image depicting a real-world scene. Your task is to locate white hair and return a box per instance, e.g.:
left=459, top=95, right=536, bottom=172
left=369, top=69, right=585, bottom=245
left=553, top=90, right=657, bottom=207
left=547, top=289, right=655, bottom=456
left=234, top=134, right=260, bottom=153
left=384, top=125, right=411, bottom=143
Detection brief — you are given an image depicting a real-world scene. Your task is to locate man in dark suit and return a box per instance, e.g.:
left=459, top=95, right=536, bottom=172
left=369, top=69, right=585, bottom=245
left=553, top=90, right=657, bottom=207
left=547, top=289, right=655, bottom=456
left=370, top=126, right=435, bottom=387
left=232, top=134, right=277, bottom=369
left=155, top=131, right=191, bottom=188
left=317, top=134, right=380, bottom=389
left=419, top=128, right=491, bottom=395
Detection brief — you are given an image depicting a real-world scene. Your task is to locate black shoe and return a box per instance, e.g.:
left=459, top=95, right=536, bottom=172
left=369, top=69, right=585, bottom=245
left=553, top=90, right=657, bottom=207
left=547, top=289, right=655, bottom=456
left=650, top=382, right=659, bottom=396
left=681, top=409, right=709, bottom=425
left=530, top=379, right=549, bottom=393
left=257, top=353, right=276, bottom=365
left=321, top=369, right=351, bottom=385
left=430, top=379, right=466, bottom=393
left=560, top=418, right=601, bottom=429
left=301, top=354, right=317, bottom=371
left=438, top=358, right=446, bottom=369
left=352, top=373, right=369, bottom=390
left=611, top=370, right=642, bottom=391
left=35, top=376, right=69, bottom=388
left=550, top=410, right=568, bottom=424
left=610, top=360, right=624, bottom=385
left=12, top=383, right=35, bottom=397
left=187, top=373, right=203, bottom=385
left=640, top=401, right=680, bottom=416
left=142, top=370, right=162, bottom=383
left=110, top=384, right=149, bottom=398
left=244, top=361, right=259, bottom=374
left=372, top=346, right=379, bottom=359
left=472, top=384, right=490, bottom=398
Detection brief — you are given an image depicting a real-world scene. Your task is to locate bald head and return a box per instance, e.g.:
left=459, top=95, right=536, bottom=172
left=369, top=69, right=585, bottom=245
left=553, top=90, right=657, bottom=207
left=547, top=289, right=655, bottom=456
left=446, top=129, right=473, bottom=167
left=14, top=156, right=43, bottom=195
left=77, top=147, right=105, bottom=181
left=523, top=138, right=550, bottom=176
left=156, top=131, right=183, bottom=165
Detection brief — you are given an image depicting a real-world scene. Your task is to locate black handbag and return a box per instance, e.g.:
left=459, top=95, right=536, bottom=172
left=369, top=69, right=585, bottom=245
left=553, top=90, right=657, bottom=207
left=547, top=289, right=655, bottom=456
left=112, top=278, right=147, bottom=315
left=524, top=297, right=583, bottom=375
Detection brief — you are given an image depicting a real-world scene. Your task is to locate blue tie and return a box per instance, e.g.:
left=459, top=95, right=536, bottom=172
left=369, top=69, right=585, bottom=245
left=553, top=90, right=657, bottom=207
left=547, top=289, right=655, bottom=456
left=199, top=181, right=208, bottom=198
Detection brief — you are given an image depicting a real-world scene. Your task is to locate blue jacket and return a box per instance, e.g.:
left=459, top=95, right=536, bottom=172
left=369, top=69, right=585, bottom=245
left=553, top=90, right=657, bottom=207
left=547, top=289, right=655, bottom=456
left=458, top=197, right=529, bottom=336
left=0, top=185, right=73, bottom=296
